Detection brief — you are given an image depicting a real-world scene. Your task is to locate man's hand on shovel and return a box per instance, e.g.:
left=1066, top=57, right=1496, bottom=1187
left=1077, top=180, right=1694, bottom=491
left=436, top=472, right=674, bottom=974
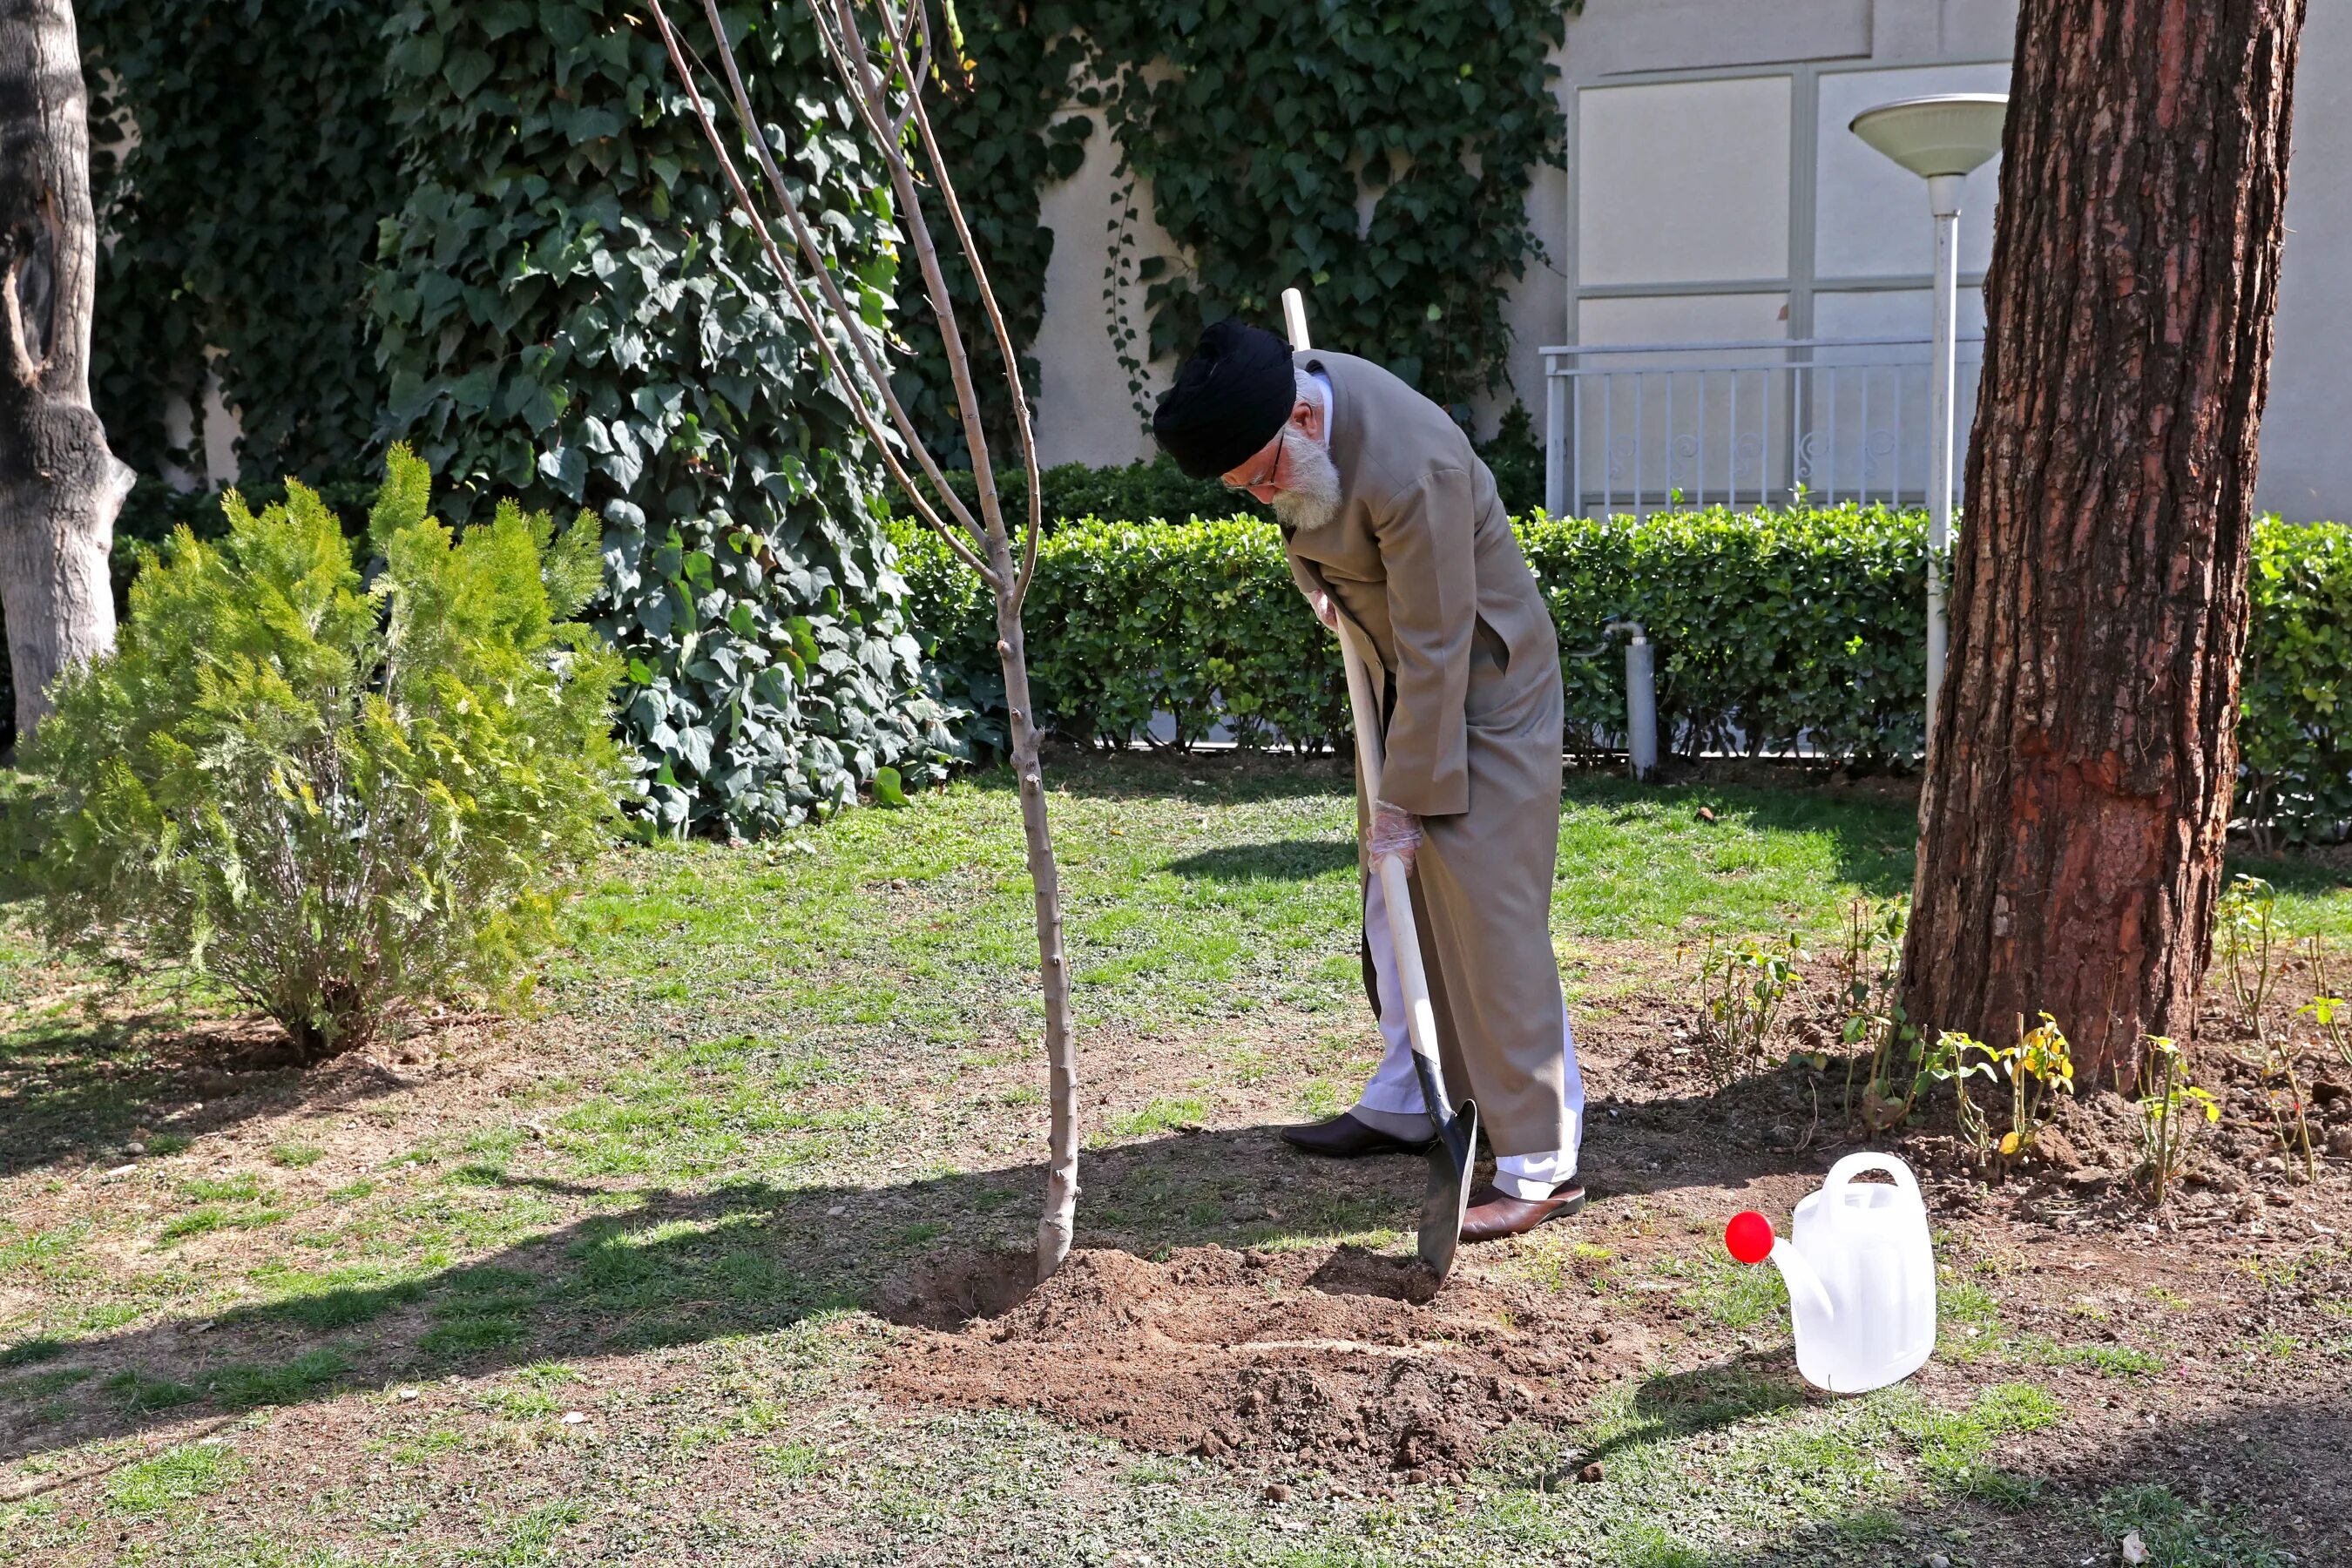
left=1369, top=801, right=1422, bottom=875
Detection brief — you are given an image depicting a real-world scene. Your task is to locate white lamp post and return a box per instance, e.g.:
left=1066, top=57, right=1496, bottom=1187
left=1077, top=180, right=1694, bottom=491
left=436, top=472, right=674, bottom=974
left=1848, top=92, right=2007, bottom=740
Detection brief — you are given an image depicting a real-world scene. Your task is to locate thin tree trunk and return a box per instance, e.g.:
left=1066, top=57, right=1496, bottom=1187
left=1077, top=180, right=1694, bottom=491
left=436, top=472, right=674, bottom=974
left=990, top=567, right=1078, bottom=1279
left=0, top=0, right=132, bottom=747
left=1903, top=0, right=2305, bottom=1083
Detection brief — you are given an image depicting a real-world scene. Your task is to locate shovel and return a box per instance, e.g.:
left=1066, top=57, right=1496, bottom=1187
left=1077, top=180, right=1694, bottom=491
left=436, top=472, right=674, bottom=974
left=1281, top=288, right=1477, bottom=1284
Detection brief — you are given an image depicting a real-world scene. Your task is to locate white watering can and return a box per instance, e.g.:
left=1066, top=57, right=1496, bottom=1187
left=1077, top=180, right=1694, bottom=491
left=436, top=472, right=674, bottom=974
left=1723, top=1152, right=1936, bottom=1393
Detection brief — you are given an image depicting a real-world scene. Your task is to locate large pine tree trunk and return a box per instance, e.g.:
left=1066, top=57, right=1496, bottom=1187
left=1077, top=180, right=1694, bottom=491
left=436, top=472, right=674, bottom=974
left=0, top=0, right=133, bottom=748
left=1902, top=0, right=2306, bottom=1083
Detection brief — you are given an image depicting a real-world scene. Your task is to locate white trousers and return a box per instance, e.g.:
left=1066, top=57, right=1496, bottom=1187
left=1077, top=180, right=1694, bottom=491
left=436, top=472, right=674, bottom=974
left=1351, top=868, right=1585, bottom=1200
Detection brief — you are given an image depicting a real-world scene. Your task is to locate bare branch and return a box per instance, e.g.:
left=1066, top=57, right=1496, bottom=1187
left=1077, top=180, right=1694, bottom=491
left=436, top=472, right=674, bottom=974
left=684, top=0, right=992, bottom=555
left=901, top=0, right=1044, bottom=608
left=649, top=0, right=997, bottom=584
left=813, top=0, right=1012, bottom=564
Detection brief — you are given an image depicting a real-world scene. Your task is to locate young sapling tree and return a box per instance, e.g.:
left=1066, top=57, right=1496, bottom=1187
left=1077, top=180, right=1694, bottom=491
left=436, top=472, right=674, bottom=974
left=2136, top=1037, right=2218, bottom=1207
left=645, top=0, right=1079, bottom=1279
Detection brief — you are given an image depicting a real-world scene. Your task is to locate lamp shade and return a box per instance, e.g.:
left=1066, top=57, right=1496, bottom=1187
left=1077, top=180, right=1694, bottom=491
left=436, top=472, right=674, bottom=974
left=1848, top=93, right=2009, bottom=179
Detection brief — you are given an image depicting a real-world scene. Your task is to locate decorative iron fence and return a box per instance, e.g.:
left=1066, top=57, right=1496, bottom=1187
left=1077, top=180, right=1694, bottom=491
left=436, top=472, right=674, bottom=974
left=1540, top=335, right=1985, bottom=517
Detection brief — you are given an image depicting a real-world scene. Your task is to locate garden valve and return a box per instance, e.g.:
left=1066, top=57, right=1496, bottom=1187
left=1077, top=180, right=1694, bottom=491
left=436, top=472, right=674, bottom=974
left=1602, top=620, right=1658, bottom=782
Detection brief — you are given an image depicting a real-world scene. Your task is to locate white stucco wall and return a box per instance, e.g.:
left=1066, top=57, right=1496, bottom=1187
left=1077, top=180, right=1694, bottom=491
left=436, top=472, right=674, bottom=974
left=1023, top=0, right=2351, bottom=519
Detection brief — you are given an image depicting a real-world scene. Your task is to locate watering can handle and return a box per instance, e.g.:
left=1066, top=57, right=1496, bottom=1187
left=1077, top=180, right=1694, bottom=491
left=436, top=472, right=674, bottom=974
left=1821, top=1152, right=1921, bottom=1205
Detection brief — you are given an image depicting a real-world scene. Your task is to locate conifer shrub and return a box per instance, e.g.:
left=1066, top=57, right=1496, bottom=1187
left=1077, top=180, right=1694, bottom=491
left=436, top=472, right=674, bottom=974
left=14, top=448, right=623, bottom=1062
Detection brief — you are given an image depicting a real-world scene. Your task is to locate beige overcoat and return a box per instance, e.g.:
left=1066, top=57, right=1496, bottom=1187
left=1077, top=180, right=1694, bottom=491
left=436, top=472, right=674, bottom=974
left=1282, top=351, right=1569, bottom=1158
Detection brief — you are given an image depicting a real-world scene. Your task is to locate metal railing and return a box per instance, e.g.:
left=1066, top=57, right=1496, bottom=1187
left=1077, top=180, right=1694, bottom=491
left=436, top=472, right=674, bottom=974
left=1540, top=335, right=1985, bottom=517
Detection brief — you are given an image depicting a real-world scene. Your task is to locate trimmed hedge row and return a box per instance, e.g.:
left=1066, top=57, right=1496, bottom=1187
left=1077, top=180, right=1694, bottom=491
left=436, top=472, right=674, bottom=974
left=896, top=506, right=2352, bottom=841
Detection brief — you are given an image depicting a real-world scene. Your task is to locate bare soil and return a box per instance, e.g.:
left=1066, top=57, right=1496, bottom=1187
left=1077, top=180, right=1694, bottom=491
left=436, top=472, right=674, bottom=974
left=875, top=1243, right=1644, bottom=1479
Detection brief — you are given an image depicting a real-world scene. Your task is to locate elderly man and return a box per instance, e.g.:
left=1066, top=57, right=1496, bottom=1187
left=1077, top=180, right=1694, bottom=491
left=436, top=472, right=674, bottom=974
left=1151, top=319, right=1587, bottom=1242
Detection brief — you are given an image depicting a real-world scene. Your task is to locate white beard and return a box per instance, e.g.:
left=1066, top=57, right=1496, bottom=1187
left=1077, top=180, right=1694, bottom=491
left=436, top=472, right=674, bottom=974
left=1268, top=429, right=1342, bottom=532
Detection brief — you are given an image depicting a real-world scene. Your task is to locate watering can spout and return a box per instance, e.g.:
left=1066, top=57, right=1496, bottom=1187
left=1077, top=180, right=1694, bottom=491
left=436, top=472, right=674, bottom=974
left=1724, top=1210, right=1834, bottom=1323
left=1765, top=1237, right=1835, bottom=1324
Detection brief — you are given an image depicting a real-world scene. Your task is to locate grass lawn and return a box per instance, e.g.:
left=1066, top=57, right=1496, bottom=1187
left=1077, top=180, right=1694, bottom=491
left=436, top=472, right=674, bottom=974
left=3, top=752, right=2348, bottom=1566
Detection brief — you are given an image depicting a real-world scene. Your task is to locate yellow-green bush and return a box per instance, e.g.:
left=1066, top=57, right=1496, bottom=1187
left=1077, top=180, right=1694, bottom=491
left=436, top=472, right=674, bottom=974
left=13, top=448, right=624, bottom=1060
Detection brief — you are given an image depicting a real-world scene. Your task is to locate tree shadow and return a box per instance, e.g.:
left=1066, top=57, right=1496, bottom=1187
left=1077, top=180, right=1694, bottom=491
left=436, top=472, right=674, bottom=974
left=1598, top=1395, right=2352, bottom=1565
left=0, top=1058, right=1852, bottom=1468
left=0, top=1009, right=406, bottom=1179
left=1162, top=838, right=1358, bottom=882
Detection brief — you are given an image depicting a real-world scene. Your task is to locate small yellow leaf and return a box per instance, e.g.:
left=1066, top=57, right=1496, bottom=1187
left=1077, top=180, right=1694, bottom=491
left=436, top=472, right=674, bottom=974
left=1998, top=1132, right=2021, bottom=1155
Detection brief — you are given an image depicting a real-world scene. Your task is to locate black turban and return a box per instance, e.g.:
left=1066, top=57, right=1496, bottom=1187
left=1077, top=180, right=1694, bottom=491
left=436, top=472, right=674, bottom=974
left=1152, top=319, right=1295, bottom=479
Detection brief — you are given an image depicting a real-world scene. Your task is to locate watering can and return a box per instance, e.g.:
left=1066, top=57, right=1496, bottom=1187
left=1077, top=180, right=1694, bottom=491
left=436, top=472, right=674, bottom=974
left=1723, top=1152, right=1936, bottom=1393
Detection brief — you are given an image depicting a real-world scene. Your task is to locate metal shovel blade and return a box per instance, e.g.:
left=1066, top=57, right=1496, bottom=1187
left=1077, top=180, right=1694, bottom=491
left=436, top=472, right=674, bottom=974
left=1417, top=1097, right=1478, bottom=1282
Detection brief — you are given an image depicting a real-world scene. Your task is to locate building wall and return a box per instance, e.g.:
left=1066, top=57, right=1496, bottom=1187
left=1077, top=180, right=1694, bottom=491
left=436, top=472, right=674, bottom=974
left=1027, top=0, right=2350, bottom=520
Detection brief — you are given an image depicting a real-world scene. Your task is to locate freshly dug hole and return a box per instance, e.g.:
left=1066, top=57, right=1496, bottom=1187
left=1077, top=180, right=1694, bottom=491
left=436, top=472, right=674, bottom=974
left=870, top=1244, right=1633, bottom=1477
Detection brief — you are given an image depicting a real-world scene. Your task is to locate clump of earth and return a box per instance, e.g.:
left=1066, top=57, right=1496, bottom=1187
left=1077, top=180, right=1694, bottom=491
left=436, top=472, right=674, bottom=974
left=872, top=1244, right=1640, bottom=1477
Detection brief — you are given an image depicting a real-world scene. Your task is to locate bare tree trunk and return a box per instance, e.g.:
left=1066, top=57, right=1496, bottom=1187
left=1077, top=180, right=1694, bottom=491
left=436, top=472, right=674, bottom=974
left=645, top=0, right=1079, bottom=1276
left=0, top=0, right=133, bottom=747
left=1903, top=0, right=2305, bottom=1083
left=989, top=555, right=1078, bottom=1276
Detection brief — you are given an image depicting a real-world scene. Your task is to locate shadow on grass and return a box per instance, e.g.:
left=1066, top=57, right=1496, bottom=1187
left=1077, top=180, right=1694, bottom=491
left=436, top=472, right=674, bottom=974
left=0, top=1010, right=403, bottom=1181
left=2, top=1062, right=1844, bottom=1469
left=1163, top=838, right=1358, bottom=882
left=1571, top=1395, right=2352, bottom=1566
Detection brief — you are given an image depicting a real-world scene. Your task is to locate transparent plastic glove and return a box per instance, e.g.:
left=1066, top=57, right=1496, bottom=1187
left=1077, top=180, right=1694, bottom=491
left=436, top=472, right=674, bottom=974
left=1368, top=800, right=1422, bottom=873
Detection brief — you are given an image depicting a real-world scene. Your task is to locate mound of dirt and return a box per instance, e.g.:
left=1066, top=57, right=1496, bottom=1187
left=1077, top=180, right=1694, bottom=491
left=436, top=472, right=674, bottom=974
left=871, top=1245, right=1639, bottom=1478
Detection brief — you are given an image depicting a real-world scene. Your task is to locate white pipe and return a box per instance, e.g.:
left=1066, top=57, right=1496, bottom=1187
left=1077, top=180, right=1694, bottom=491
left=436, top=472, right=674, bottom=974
left=1925, top=195, right=1961, bottom=740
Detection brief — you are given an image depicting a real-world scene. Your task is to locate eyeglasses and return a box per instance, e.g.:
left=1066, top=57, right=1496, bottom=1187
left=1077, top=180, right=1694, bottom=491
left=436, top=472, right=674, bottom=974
left=1221, top=431, right=1287, bottom=494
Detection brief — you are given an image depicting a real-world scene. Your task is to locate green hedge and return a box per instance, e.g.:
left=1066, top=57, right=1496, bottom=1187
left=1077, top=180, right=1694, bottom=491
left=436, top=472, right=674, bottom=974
left=896, top=507, right=2352, bottom=841
left=2241, top=519, right=2352, bottom=841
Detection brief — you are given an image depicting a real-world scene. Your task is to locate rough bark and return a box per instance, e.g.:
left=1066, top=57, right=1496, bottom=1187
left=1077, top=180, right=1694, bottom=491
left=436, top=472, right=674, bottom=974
left=1902, top=0, right=2306, bottom=1083
left=0, top=0, right=132, bottom=748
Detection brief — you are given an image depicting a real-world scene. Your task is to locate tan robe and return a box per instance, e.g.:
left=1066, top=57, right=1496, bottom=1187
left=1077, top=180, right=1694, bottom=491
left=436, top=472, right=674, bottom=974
left=1283, top=351, right=1569, bottom=1158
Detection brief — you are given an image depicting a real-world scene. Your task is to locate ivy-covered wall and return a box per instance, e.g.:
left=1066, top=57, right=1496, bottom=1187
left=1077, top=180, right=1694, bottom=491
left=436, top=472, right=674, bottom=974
left=372, top=0, right=955, bottom=835
left=38, top=1, right=1572, bottom=791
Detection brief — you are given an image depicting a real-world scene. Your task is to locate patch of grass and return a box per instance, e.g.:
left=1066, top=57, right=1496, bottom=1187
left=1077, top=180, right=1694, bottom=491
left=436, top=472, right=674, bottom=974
left=247, top=1260, right=429, bottom=1331
left=213, top=1346, right=352, bottom=1407
left=1105, top=1096, right=1209, bottom=1140
left=2012, top=1334, right=2164, bottom=1378
left=105, top=1368, right=201, bottom=1411
left=146, top=1132, right=193, bottom=1156
left=1903, top=1381, right=2062, bottom=1505
left=1, top=1364, right=91, bottom=1401
left=0, top=1335, right=64, bottom=1368
left=105, top=1441, right=245, bottom=1517
left=179, top=1173, right=264, bottom=1202
left=483, top=1498, right=585, bottom=1565
left=1650, top=1252, right=1788, bottom=1330
left=2099, top=1483, right=2295, bottom=1567
left=267, top=1141, right=325, bottom=1168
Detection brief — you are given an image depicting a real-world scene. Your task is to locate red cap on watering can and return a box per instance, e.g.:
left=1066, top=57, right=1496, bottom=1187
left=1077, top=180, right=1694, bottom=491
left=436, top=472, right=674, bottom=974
left=1723, top=1210, right=1775, bottom=1265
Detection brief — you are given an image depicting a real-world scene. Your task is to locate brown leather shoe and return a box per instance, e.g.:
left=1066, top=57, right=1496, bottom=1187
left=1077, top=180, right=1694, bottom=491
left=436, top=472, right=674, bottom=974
left=1278, top=1112, right=1436, bottom=1159
left=1459, top=1181, right=1588, bottom=1242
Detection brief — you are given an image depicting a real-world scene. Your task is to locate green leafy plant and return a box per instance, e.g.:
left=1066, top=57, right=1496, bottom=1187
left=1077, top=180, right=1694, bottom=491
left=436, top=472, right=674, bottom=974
left=2217, top=876, right=2316, bottom=1177
left=13, top=447, right=623, bottom=1062
left=1069, top=0, right=1570, bottom=421
left=79, top=0, right=399, bottom=490
left=1920, top=1031, right=1998, bottom=1168
left=2219, top=874, right=2285, bottom=1041
left=1689, top=931, right=1806, bottom=1092
left=2297, top=935, right=2349, bottom=1075
left=1832, top=896, right=1914, bottom=1125
left=2136, top=1037, right=2219, bottom=1206
left=1998, top=1011, right=2077, bottom=1166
